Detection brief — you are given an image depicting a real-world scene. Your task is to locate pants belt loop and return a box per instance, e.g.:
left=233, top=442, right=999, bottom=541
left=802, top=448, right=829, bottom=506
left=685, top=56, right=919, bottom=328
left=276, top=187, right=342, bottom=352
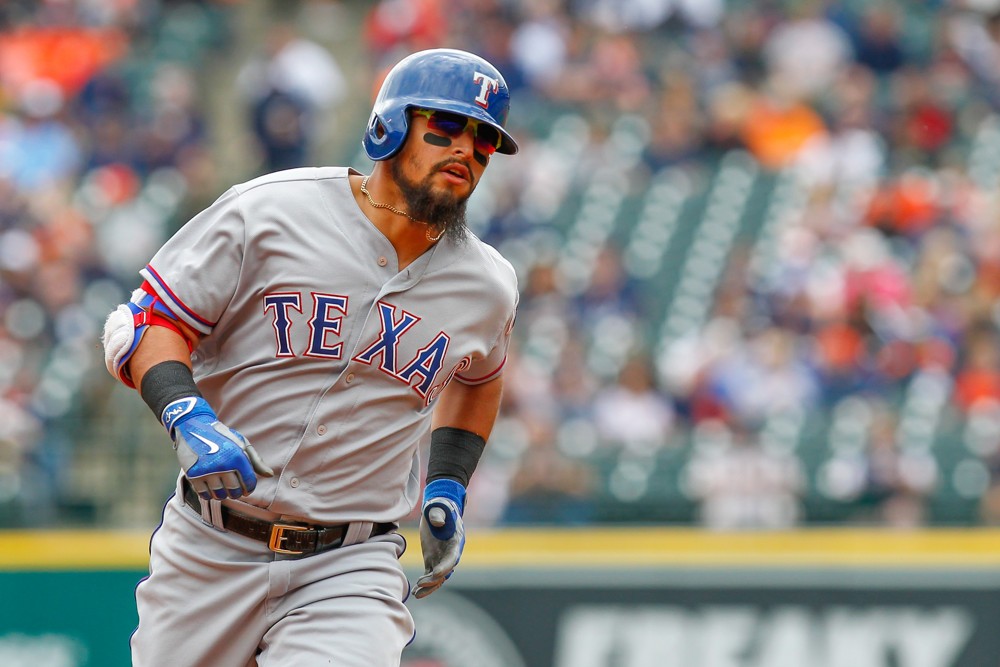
left=343, top=521, right=373, bottom=547
left=196, top=494, right=212, bottom=524
left=191, top=483, right=226, bottom=532
left=209, top=499, right=225, bottom=531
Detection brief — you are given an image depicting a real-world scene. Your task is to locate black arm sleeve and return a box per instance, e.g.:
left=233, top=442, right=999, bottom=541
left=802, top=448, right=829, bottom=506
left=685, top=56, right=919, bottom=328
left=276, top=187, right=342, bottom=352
left=426, top=427, right=486, bottom=487
left=139, top=360, right=202, bottom=420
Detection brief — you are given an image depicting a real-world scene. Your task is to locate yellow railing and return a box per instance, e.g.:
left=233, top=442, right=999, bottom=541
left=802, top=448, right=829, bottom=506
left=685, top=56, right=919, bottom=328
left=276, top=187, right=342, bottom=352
left=3, top=527, right=1000, bottom=570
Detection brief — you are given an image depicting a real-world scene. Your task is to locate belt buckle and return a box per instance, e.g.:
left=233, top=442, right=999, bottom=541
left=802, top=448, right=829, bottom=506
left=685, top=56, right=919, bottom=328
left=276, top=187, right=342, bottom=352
left=268, top=523, right=309, bottom=554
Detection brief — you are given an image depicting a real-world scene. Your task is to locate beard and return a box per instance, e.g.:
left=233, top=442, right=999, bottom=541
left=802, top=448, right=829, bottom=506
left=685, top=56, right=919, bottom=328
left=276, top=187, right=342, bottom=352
left=390, top=157, right=471, bottom=242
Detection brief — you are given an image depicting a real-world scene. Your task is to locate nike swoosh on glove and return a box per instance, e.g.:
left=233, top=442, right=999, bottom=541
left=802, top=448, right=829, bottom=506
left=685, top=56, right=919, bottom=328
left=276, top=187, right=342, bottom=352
left=414, top=478, right=466, bottom=599
left=161, top=397, right=274, bottom=500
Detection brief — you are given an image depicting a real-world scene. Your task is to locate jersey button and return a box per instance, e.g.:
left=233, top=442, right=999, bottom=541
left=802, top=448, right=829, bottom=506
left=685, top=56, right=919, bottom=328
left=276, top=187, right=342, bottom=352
left=345, top=373, right=355, bottom=384
left=316, top=424, right=327, bottom=435
left=377, top=256, right=388, bottom=267
left=289, top=477, right=300, bottom=488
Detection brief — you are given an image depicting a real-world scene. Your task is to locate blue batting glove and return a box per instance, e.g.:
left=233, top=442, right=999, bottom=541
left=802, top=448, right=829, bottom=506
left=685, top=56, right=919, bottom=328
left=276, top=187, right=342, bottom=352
left=161, top=397, right=274, bottom=500
left=414, top=478, right=466, bottom=599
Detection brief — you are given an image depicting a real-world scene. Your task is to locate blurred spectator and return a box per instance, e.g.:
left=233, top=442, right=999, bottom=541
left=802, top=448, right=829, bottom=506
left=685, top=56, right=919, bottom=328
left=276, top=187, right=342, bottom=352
left=794, top=66, right=885, bottom=190
left=946, top=7, right=1000, bottom=97
left=1, top=81, right=82, bottom=192
left=701, top=82, right=754, bottom=158
left=686, top=420, right=804, bottom=530
left=857, top=408, right=938, bottom=527
left=364, top=0, right=448, bottom=59
left=979, top=437, right=1000, bottom=524
left=0, top=395, right=43, bottom=524
left=135, top=64, right=207, bottom=175
left=723, top=5, right=771, bottom=84
left=238, top=22, right=346, bottom=172
left=579, top=0, right=673, bottom=33
left=761, top=0, right=853, bottom=100
left=820, top=400, right=939, bottom=527
left=851, top=4, right=907, bottom=74
left=509, top=0, right=571, bottom=93
left=572, top=244, right=643, bottom=328
left=643, top=74, right=704, bottom=170
left=812, top=307, right=874, bottom=403
left=243, top=22, right=347, bottom=112
left=592, top=353, right=676, bottom=455
left=954, top=321, right=1000, bottom=411
left=887, top=66, right=957, bottom=167
left=249, top=84, right=312, bottom=172
left=501, top=435, right=596, bottom=525
left=522, top=22, right=653, bottom=113
left=708, top=326, right=821, bottom=426
left=0, top=24, right=127, bottom=99
left=741, top=78, right=828, bottom=169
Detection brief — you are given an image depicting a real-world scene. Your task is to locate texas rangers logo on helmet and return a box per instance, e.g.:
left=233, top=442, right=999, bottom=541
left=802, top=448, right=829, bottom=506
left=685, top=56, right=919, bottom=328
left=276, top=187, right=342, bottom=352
left=473, top=71, right=500, bottom=108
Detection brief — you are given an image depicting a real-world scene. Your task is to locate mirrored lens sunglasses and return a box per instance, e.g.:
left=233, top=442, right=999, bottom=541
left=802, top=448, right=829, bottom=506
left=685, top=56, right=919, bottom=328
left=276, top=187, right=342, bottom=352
left=413, top=108, right=502, bottom=156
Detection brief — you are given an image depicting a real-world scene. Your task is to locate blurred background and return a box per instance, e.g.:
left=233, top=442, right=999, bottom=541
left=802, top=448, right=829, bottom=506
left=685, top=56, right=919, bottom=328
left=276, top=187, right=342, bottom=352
left=3, top=0, right=1000, bottom=664
left=4, top=0, right=1000, bottom=532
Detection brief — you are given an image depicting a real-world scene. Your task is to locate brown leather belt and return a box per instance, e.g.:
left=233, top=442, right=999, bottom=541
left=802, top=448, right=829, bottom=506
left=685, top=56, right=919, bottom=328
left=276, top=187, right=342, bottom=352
left=182, top=481, right=395, bottom=556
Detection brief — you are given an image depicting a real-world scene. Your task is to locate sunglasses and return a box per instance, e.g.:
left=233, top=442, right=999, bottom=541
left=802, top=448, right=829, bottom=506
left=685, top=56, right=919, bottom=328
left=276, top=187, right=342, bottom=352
left=413, top=108, right=503, bottom=156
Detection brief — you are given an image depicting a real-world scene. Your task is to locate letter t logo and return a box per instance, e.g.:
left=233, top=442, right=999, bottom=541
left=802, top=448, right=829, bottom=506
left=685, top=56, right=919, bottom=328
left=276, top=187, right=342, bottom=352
left=473, top=71, right=499, bottom=108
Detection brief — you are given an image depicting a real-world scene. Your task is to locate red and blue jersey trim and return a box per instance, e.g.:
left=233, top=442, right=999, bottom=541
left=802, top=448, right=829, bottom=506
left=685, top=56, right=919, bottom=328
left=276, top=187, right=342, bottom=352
left=142, top=264, right=216, bottom=332
left=455, top=355, right=506, bottom=385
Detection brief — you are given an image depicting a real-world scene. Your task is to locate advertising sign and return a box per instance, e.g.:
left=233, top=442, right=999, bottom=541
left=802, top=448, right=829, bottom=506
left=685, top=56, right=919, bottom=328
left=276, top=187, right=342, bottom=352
left=2, top=530, right=999, bottom=667
left=402, top=568, right=1000, bottom=667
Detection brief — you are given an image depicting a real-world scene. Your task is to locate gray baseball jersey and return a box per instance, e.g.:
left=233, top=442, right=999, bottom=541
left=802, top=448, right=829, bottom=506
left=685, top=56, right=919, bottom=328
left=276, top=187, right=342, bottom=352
left=139, top=166, right=517, bottom=524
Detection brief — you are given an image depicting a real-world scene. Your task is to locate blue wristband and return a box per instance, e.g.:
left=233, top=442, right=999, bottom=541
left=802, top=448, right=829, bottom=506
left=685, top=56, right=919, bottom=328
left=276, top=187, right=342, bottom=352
left=161, top=396, right=217, bottom=436
left=423, top=478, right=466, bottom=515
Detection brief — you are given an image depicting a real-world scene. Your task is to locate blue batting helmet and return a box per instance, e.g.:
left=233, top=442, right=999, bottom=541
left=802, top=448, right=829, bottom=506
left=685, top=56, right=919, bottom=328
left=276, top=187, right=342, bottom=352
left=363, top=48, right=518, bottom=161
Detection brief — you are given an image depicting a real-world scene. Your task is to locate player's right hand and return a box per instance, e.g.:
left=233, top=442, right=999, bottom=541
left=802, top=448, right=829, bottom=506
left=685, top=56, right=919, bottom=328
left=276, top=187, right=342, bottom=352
left=161, top=397, right=274, bottom=500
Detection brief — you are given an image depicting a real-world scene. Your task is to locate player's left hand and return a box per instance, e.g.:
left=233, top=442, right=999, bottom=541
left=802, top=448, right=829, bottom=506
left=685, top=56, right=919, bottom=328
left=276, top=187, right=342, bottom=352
left=414, top=479, right=466, bottom=599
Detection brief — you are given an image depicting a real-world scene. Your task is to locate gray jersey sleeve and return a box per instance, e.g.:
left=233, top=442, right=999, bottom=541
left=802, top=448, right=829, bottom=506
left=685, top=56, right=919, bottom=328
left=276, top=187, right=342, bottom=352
left=454, top=249, right=519, bottom=385
left=139, top=187, right=245, bottom=335
left=455, top=300, right=516, bottom=384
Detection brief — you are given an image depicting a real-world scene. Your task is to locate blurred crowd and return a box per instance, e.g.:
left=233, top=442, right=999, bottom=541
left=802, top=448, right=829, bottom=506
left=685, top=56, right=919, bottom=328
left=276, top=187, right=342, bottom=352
left=0, top=0, right=234, bottom=523
left=362, top=0, right=1000, bottom=531
left=5, top=0, right=1000, bottom=530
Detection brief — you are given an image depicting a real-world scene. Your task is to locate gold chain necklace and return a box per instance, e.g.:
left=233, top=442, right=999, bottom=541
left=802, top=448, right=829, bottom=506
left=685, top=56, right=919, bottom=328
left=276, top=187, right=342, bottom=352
left=360, top=175, right=443, bottom=242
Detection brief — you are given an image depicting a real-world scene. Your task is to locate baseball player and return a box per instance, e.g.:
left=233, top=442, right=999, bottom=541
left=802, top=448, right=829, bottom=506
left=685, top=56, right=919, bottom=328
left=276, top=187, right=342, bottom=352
left=101, top=48, right=518, bottom=667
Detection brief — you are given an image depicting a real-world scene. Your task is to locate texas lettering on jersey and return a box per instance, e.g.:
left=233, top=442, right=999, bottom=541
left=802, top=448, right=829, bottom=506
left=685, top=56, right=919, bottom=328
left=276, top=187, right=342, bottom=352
left=263, top=293, right=470, bottom=406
